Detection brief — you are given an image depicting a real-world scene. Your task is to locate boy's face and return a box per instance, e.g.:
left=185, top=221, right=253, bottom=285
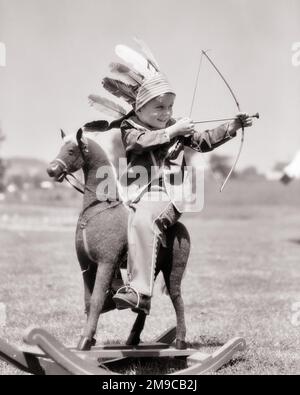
left=137, top=93, right=175, bottom=129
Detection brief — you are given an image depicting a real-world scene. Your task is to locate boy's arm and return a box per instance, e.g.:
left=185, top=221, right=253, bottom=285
left=121, top=125, right=170, bottom=154
left=184, top=123, right=237, bottom=152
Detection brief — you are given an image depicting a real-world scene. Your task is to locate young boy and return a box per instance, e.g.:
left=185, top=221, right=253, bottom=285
left=112, top=73, right=253, bottom=314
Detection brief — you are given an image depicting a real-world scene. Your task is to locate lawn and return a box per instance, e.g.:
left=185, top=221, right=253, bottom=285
left=0, top=180, right=300, bottom=375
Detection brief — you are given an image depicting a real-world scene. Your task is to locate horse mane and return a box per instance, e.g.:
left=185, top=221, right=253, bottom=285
left=63, top=132, right=112, bottom=167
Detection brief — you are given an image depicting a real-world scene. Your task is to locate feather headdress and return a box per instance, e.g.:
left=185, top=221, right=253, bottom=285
left=87, top=39, right=175, bottom=131
left=101, top=40, right=162, bottom=108
left=103, top=39, right=175, bottom=111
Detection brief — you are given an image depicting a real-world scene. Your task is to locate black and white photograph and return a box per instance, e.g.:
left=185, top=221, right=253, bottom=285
left=0, top=0, right=299, bottom=376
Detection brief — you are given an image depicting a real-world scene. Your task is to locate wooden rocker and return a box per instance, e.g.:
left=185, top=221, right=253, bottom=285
left=0, top=327, right=246, bottom=375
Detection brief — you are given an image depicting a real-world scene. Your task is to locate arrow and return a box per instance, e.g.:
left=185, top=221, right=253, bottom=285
left=194, top=112, right=259, bottom=125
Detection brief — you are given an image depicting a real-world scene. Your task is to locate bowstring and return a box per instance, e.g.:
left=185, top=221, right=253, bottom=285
left=189, top=52, right=203, bottom=118
left=169, top=52, right=204, bottom=159
left=189, top=51, right=220, bottom=184
left=201, top=50, right=244, bottom=192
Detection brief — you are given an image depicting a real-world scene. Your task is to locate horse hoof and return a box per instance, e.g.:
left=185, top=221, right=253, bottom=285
left=175, top=339, right=187, bottom=350
left=77, top=336, right=96, bottom=351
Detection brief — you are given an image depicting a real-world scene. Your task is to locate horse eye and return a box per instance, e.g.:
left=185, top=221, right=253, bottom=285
left=68, top=149, right=74, bottom=155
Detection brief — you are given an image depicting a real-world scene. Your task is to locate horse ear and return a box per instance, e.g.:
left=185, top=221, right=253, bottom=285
left=60, top=129, right=66, bottom=139
left=76, top=128, right=88, bottom=153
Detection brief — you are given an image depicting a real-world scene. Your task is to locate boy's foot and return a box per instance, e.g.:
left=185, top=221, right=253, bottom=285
left=113, top=288, right=151, bottom=315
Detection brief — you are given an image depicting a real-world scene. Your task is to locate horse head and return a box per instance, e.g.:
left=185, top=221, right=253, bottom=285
left=47, top=128, right=88, bottom=182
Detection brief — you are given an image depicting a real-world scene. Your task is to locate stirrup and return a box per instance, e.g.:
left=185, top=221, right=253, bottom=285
left=114, top=285, right=141, bottom=308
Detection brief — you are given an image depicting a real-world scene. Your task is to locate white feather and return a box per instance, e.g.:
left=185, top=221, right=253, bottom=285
left=88, top=94, right=127, bottom=118
left=133, top=37, right=160, bottom=71
left=109, top=63, right=139, bottom=86
left=115, top=44, right=156, bottom=79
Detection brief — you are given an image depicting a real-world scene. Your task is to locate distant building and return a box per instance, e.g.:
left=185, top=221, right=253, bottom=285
left=40, top=181, right=54, bottom=190
left=281, top=151, right=300, bottom=184
left=0, top=123, right=6, bottom=193
left=0, top=42, right=6, bottom=67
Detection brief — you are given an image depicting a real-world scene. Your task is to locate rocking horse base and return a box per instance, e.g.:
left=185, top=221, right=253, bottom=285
left=0, top=327, right=246, bottom=375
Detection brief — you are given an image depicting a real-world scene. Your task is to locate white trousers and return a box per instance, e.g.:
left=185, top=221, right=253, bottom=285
left=127, top=188, right=181, bottom=296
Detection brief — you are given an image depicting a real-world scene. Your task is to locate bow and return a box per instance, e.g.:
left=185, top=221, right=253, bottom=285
left=190, top=50, right=245, bottom=192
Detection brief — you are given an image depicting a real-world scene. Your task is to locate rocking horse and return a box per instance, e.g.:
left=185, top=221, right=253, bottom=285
left=47, top=128, right=190, bottom=351
left=0, top=129, right=246, bottom=375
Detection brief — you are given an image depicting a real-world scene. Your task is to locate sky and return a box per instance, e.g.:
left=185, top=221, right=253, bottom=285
left=0, top=0, right=300, bottom=173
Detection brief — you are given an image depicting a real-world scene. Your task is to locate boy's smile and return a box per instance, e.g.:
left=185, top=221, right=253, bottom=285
left=136, top=93, right=176, bottom=129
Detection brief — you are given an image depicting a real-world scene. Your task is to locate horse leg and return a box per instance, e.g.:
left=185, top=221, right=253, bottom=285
left=77, top=261, right=114, bottom=351
left=81, top=263, right=97, bottom=318
left=163, top=268, right=187, bottom=349
left=126, top=312, right=147, bottom=345
left=164, top=224, right=190, bottom=349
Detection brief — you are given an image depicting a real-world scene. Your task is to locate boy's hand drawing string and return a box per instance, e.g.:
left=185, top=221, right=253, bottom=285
left=190, top=50, right=246, bottom=192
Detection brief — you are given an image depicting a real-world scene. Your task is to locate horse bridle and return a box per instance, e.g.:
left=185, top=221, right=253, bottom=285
left=53, top=158, right=86, bottom=194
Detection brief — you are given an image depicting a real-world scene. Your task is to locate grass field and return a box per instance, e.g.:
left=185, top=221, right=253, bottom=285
left=0, top=180, right=300, bottom=375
